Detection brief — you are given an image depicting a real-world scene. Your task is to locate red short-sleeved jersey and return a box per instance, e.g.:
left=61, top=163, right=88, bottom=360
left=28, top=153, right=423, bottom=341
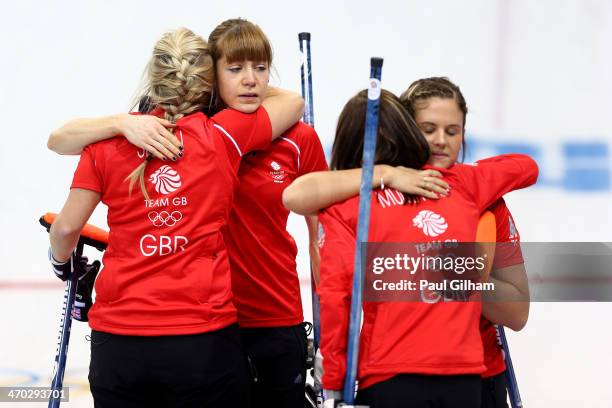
left=318, top=154, right=537, bottom=391
left=71, top=108, right=271, bottom=336
left=224, top=122, right=328, bottom=327
left=480, top=198, right=524, bottom=378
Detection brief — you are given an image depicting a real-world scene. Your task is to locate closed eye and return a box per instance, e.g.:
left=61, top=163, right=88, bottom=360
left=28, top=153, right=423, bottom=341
left=420, top=125, right=436, bottom=134
left=445, top=125, right=462, bottom=136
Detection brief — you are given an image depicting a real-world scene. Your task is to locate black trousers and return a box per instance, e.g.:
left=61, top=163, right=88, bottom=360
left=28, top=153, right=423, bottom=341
left=481, top=373, right=509, bottom=408
left=240, top=324, right=307, bottom=408
left=88, top=324, right=250, bottom=408
left=355, top=373, right=482, bottom=408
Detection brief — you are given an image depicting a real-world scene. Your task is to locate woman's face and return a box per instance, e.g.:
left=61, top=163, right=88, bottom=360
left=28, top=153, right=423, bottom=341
left=414, top=97, right=464, bottom=169
left=216, top=57, right=270, bottom=113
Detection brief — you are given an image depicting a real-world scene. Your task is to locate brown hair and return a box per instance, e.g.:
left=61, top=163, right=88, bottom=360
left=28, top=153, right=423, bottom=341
left=400, top=76, right=468, bottom=161
left=207, top=18, right=273, bottom=113
left=127, top=27, right=214, bottom=199
left=331, top=89, right=430, bottom=201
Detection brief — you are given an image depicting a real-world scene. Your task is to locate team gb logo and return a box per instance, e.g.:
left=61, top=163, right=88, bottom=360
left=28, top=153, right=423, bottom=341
left=269, top=161, right=286, bottom=183
left=149, top=165, right=182, bottom=195
left=412, top=210, right=448, bottom=237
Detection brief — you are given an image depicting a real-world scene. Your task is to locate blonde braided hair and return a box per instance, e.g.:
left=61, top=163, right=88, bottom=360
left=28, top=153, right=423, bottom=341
left=126, top=27, right=214, bottom=199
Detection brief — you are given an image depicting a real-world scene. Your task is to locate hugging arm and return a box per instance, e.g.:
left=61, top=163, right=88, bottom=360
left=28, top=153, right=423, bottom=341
left=283, top=165, right=448, bottom=215
left=48, top=114, right=180, bottom=160
left=482, top=263, right=529, bottom=331
left=47, top=86, right=303, bottom=158
left=261, top=86, right=304, bottom=139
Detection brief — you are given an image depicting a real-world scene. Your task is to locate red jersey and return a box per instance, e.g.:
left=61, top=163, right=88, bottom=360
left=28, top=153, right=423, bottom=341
left=480, top=198, right=524, bottom=378
left=225, top=122, right=328, bottom=327
left=71, top=108, right=271, bottom=336
left=318, top=154, right=538, bottom=390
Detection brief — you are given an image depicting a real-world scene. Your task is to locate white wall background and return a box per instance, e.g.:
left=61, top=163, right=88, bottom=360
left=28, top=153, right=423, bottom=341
left=1, top=1, right=611, bottom=407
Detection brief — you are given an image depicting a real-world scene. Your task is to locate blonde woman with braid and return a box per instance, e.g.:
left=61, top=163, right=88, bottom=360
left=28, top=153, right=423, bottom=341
left=48, top=27, right=303, bottom=407
left=49, top=18, right=326, bottom=407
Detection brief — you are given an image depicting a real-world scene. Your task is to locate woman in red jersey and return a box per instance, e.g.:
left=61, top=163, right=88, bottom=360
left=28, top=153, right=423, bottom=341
left=401, top=77, right=528, bottom=408
left=284, top=77, right=529, bottom=408
left=208, top=19, right=328, bottom=408
left=283, top=88, right=536, bottom=407
left=48, top=27, right=303, bottom=408
left=48, top=19, right=327, bottom=408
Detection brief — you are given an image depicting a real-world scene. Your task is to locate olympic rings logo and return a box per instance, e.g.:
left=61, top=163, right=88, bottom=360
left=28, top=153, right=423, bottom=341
left=148, top=211, right=183, bottom=227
